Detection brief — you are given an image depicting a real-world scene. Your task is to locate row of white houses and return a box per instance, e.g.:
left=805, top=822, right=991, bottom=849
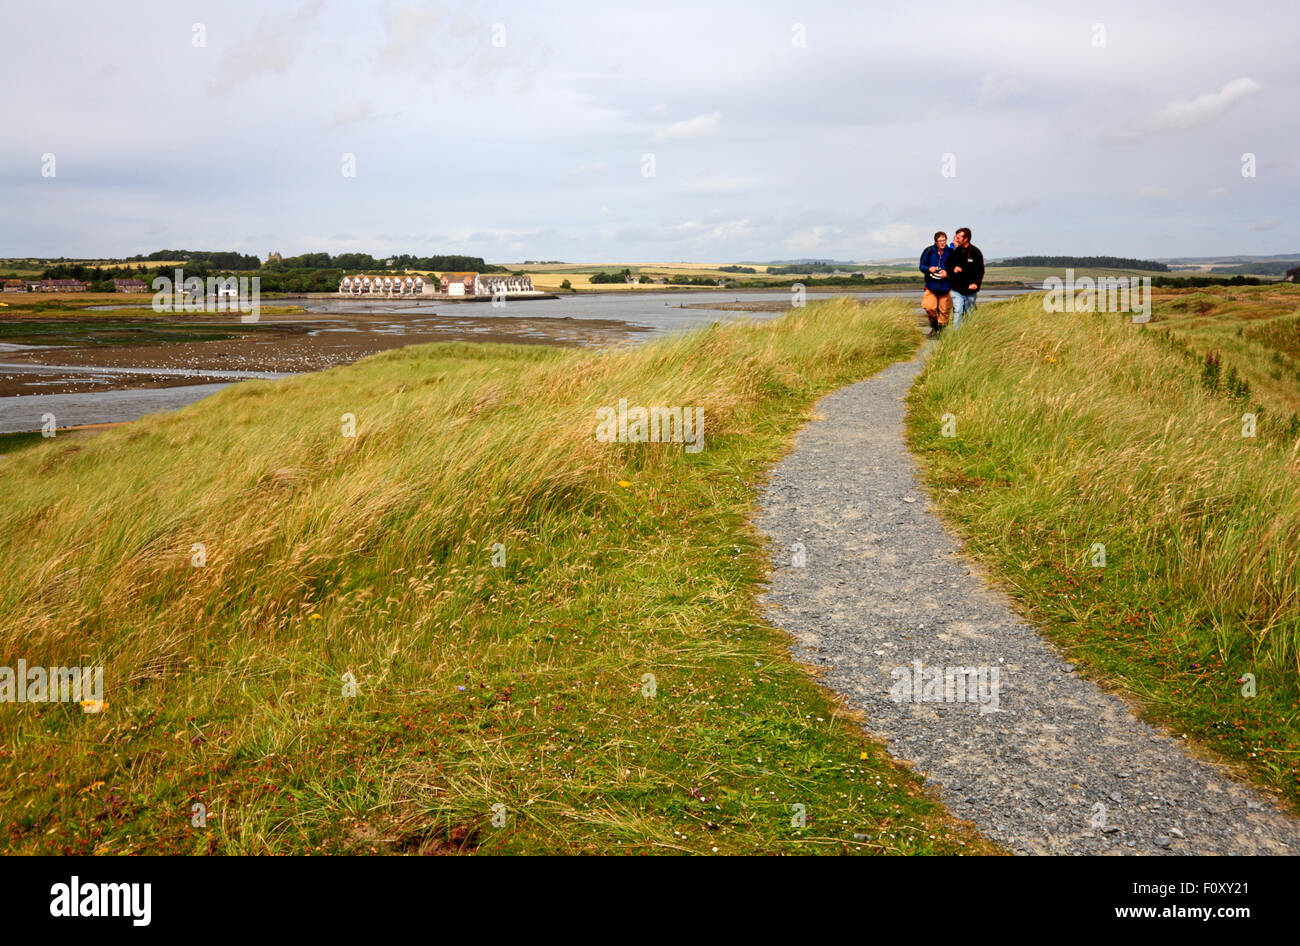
left=338, top=275, right=431, bottom=296
left=477, top=274, right=534, bottom=294
left=337, top=273, right=536, bottom=297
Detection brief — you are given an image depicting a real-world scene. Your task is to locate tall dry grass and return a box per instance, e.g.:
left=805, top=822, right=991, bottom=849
left=2, top=298, right=996, bottom=854
left=910, top=293, right=1300, bottom=798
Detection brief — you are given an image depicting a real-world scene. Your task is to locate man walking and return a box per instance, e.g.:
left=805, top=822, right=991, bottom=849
left=947, top=227, right=984, bottom=330
left=918, top=231, right=953, bottom=336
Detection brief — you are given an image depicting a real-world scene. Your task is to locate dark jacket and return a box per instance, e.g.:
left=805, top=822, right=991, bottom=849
left=947, top=243, right=984, bottom=293
left=918, top=245, right=952, bottom=293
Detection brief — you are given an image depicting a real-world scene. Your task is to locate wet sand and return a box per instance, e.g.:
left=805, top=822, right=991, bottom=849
left=0, top=312, right=646, bottom=398
left=0, top=384, right=234, bottom=435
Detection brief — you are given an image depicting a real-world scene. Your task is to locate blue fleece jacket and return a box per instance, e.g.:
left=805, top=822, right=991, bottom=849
left=919, top=245, right=952, bottom=293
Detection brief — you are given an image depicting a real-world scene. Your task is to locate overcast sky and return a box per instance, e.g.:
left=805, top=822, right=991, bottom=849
left=2, top=0, right=1295, bottom=263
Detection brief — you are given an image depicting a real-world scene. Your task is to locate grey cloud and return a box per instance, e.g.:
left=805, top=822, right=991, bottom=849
left=206, top=0, right=326, bottom=95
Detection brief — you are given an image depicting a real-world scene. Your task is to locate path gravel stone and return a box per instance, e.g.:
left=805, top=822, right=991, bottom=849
left=756, top=348, right=1300, bottom=855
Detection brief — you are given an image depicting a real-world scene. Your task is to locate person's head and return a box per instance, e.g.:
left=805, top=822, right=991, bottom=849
left=953, top=227, right=971, bottom=247
left=934, top=231, right=947, bottom=250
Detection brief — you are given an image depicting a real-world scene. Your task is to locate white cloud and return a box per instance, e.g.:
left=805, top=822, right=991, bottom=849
left=378, top=5, right=447, bottom=65
left=1252, top=220, right=1280, bottom=231
left=867, top=223, right=929, bottom=250
left=665, top=171, right=759, bottom=194
left=207, top=0, right=324, bottom=95
left=995, top=195, right=1038, bottom=213
left=332, top=99, right=376, bottom=127
left=977, top=74, right=1024, bottom=107
left=1153, top=77, right=1262, bottom=131
left=701, top=218, right=753, bottom=242
left=654, top=112, right=722, bottom=141
left=4, top=2, right=1296, bottom=260
left=785, top=226, right=840, bottom=254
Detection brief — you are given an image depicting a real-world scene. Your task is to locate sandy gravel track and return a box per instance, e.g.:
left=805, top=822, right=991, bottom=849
left=756, top=348, right=1299, bottom=855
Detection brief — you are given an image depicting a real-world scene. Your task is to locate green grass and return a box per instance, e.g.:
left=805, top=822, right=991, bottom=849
left=0, top=431, right=49, bottom=455
left=0, top=297, right=996, bottom=855
left=0, top=320, right=260, bottom=347
left=1141, top=285, right=1300, bottom=422
left=907, top=291, right=1300, bottom=806
left=0, top=299, right=303, bottom=318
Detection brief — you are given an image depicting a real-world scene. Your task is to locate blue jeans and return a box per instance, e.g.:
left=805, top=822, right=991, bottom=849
left=952, top=291, right=977, bottom=328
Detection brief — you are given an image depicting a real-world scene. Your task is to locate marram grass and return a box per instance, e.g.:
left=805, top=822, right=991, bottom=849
left=908, top=290, right=1300, bottom=805
left=0, top=297, right=996, bottom=855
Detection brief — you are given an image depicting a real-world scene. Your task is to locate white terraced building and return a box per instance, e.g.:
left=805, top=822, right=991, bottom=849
left=478, top=274, right=535, bottom=294
left=338, top=274, right=432, bottom=296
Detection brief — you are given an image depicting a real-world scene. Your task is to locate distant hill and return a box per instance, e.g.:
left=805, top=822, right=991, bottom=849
left=993, top=256, right=1169, bottom=272
left=1208, top=260, right=1300, bottom=276
left=1158, top=254, right=1300, bottom=264
left=740, top=259, right=859, bottom=266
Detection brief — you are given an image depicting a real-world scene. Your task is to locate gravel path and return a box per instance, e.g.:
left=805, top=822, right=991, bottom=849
left=757, top=347, right=1300, bottom=855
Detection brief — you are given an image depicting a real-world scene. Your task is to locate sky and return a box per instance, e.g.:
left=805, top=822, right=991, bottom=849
left=2, top=0, right=1296, bottom=263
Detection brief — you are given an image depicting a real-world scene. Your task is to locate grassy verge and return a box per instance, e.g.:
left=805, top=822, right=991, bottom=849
left=907, top=292, right=1300, bottom=806
left=1, top=297, right=996, bottom=855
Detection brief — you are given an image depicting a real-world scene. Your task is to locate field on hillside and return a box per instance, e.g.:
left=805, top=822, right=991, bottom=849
left=517, top=261, right=923, bottom=292
left=525, top=272, right=671, bottom=292
left=0, top=260, right=188, bottom=278
left=908, top=286, right=1300, bottom=807
left=0, top=298, right=998, bottom=856
left=0, top=261, right=46, bottom=277
left=523, top=262, right=773, bottom=293
left=982, top=265, right=1174, bottom=285
left=1143, top=285, right=1300, bottom=421
left=519, top=262, right=776, bottom=276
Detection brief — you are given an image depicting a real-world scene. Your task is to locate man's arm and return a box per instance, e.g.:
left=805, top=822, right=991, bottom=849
left=919, top=249, right=933, bottom=275
left=968, top=247, right=985, bottom=288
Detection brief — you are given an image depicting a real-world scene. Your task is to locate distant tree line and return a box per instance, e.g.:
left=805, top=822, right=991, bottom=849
left=40, top=262, right=151, bottom=282
left=766, top=263, right=863, bottom=275
left=1150, top=275, right=1265, bottom=288
left=997, top=256, right=1170, bottom=272
left=718, top=265, right=757, bottom=273
left=38, top=250, right=505, bottom=292
left=118, top=250, right=498, bottom=272
left=37, top=260, right=351, bottom=293
left=126, top=250, right=263, bottom=269
left=264, top=253, right=501, bottom=273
